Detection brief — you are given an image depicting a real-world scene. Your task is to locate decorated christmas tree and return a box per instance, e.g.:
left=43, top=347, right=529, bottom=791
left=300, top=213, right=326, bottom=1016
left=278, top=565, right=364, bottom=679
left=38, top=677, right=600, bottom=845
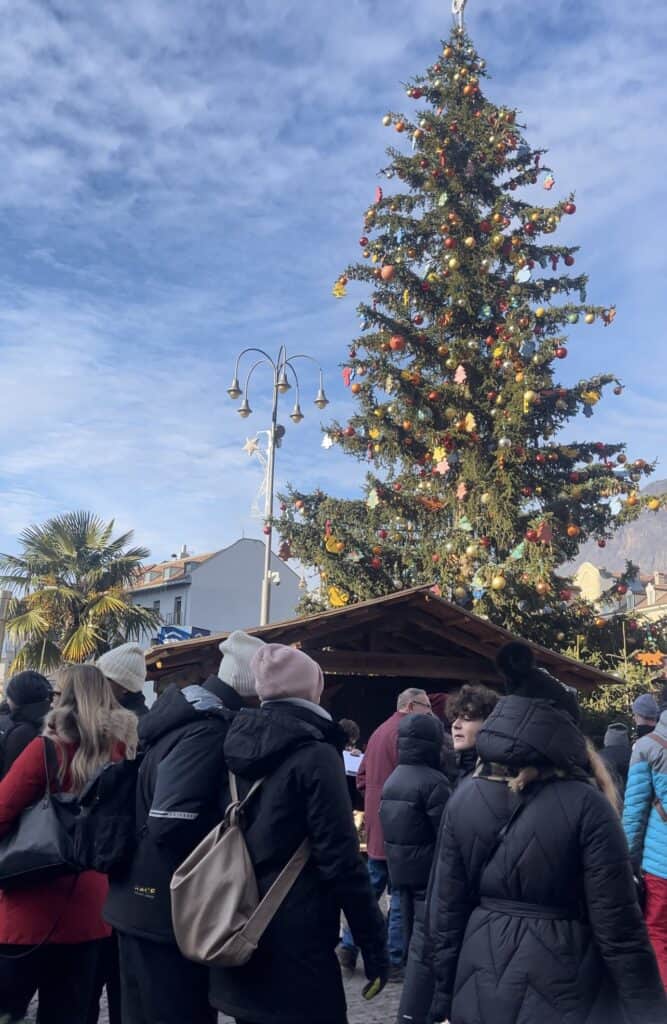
left=278, top=24, right=664, bottom=649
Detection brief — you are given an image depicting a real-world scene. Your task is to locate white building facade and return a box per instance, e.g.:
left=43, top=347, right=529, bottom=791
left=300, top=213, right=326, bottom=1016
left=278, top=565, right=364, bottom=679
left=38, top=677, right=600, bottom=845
left=129, top=538, right=301, bottom=642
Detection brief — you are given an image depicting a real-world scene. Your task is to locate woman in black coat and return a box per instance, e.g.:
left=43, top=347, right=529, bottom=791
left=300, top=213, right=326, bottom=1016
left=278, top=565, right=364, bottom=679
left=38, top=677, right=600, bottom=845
left=209, top=643, right=388, bottom=1024
left=380, top=713, right=450, bottom=1024
left=427, top=642, right=666, bottom=1024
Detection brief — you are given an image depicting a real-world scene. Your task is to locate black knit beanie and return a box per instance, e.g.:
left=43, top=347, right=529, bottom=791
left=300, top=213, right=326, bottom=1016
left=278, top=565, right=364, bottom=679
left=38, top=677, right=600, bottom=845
left=495, top=641, right=581, bottom=724
left=6, top=670, right=52, bottom=707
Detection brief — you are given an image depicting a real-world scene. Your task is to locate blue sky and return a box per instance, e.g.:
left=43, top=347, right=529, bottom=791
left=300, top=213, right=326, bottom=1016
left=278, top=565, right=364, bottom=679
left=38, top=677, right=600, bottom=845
left=0, top=0, right=665, bottom=561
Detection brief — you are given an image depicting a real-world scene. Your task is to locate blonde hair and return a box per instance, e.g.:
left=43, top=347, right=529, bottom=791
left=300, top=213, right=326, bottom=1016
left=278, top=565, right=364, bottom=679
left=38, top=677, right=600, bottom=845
left=44, top=664, right=138, bottom=794
left=505, top=741, right=621, bottom=816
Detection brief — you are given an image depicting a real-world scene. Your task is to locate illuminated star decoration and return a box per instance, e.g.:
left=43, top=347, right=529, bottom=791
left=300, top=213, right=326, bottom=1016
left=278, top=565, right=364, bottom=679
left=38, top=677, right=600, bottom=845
left=243, top=436, right=260, bottom=456
left=321, top=434, right=334, bottom=450
left=457, top=482, right=468, bottom=501
left=366, top=488, right=380, bottom=509
left=434, top=458, right=450, bottom=476
left=454, top=364, right=467, bottom=385
left=543, top=174, right=555, bottom=191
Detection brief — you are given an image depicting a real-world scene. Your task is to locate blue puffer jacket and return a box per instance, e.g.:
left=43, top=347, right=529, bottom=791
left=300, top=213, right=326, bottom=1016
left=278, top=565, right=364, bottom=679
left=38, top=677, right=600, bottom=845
left=623, top=711, right=667, bottom=879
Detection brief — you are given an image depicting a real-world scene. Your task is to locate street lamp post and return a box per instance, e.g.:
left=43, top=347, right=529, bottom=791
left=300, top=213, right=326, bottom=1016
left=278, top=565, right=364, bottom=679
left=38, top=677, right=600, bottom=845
left=227, top=345, right=328, bottom=626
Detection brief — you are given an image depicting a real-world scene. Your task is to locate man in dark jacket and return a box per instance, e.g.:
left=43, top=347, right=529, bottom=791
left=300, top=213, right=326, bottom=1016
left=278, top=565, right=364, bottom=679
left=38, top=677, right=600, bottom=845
left=339, top=687, right=433, bottom=976
left=105, top=630, right=264, bottom=1024
left=599, top=722, right=631, bottom=798
left=427, top=642, right=666, bottom=1024
left=380, top=714, right=450, bottom=1024
left=210, top=643, right=388, bottom=1024
left=0, top=671, right=52, bottom=778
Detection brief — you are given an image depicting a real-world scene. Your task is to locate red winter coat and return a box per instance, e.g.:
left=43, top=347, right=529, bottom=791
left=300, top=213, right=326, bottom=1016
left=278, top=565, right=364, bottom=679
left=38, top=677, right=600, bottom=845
left=357, top=711, right=403, bottom=860
left=0, top=736, right=115, bottom=945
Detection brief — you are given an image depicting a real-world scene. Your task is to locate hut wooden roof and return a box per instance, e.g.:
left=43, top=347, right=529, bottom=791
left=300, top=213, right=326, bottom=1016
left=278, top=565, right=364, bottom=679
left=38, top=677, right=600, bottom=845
left=145, top=585, right=617, bottom=691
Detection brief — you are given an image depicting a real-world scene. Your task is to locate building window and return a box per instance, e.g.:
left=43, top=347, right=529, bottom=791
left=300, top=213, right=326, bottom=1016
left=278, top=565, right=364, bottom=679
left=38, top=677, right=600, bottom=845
left=152, top=600, right=160, bottom=615
left=174, top=597, right=182, bottom=625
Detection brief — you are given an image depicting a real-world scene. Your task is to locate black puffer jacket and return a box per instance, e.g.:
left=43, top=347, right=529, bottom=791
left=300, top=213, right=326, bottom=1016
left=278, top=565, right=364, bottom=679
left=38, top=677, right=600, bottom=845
left=119, top=689, right=149, bottom=718
left=0, top=700, right=51, bottom=778
left=427, top=695, right=667, bottom=1024
left=209, top=701, right=388, bottom=1024
left=105, top=678, right=240, bottom=942
left=380, top=714, right=450, bottom=892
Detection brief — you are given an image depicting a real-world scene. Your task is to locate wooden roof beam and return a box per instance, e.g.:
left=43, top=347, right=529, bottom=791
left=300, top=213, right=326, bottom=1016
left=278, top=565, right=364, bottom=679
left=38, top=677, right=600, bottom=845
left=312, top=649, right=499, bottom=682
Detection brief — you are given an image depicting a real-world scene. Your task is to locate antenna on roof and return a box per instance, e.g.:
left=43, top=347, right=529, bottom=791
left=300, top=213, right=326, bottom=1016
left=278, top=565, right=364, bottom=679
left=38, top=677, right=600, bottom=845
left=179, top=545, right=189, bottom=559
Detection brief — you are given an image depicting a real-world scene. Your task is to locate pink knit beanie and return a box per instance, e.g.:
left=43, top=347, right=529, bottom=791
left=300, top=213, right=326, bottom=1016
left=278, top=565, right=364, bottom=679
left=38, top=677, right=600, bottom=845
left=252, top=644, right=324, bottom=705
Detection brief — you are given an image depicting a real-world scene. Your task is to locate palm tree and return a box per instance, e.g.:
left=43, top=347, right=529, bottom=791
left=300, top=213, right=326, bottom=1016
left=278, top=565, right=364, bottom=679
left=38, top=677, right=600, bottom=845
left=0, top=511, right=160, bottom=672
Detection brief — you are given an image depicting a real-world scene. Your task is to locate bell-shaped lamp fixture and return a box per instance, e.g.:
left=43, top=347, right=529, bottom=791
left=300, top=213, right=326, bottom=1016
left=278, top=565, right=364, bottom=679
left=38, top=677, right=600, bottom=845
left=227, top=377, right=242, bottom=400
left=314, top=387, right=329, bottom=410
left=290, top=402, right=304, bottom=424
left=277, top=370, right=291, bottom=394
left=237, top=396, right=252, bottom=419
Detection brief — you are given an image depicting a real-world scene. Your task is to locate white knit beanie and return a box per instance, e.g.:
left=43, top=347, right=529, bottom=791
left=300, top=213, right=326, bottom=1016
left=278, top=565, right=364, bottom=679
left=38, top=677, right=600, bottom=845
left=218, top=631, right=265, bottom=697
left=97, top=642, right=146, bottom=694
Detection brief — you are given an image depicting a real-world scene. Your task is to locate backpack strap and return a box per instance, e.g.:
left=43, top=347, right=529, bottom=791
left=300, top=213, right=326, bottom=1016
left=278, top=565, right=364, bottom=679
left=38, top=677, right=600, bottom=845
left=226, top=771, right=265, bottom=825
left=646, top=733, right=667, bottom=821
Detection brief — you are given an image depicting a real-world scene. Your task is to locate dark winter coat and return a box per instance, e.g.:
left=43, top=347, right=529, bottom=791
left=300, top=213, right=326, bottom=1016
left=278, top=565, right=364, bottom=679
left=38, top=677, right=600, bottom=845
left=209, top=701, right=388, bottom=1024
left=0, top=699, right=51, bottom=778
left=104, top=679, right=240, bottom=943
left=599, top=723, right=631, bottom=798
left=380, top=714, right=450, bottom=893
left=427, top=695, right=667, bottom=1024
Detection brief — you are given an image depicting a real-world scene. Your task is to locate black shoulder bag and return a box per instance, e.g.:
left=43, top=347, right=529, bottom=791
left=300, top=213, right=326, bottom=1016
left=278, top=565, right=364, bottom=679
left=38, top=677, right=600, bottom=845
left=0, top=737, right=81, bottom=890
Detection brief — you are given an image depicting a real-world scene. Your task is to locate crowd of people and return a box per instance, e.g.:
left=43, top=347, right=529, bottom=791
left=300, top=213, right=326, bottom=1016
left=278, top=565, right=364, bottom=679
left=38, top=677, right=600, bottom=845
left=0, top=634, right=664, bottom=1024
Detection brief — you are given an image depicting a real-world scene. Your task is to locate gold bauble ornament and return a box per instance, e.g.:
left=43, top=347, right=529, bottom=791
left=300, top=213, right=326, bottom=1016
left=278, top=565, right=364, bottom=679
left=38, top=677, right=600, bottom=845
left=463, top=236, right=476, bottom=248
left=648, top=498, right=661, bottom=511
left=465, top=544, right=478, bottom=558
left=491, top=575, right=507, bottom=591
left=480, top=492, right=491, bottom=505
left=585, top=312, right=595, bottom=324
left=448, top=257, right=460, bottom=271
left=535, top=306, right=546, bottom=318
left=454, top=586, right=468, bottom=600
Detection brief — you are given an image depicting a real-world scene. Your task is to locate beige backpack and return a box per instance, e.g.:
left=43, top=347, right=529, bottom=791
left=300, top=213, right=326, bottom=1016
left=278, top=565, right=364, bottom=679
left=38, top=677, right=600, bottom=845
left=170, top=771, right=310, bottom=967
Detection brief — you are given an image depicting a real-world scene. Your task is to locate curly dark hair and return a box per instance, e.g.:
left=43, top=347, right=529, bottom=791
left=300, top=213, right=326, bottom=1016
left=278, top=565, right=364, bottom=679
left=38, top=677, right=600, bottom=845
left=446, top=684, right=499, bottom=723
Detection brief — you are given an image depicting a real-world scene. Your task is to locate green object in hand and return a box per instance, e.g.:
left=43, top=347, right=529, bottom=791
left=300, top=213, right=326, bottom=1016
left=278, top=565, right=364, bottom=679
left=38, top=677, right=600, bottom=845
left=362, top=977, right=382, bottom=1000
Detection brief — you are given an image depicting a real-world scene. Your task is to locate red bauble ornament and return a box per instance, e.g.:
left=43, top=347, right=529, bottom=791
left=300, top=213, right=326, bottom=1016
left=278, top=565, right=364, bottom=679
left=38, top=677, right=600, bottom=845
left=479, top=219, right=491, bottom=233
left=480, top=536, right=491, bottom=548
left=263, top=525, right=271, bottom=535
left=378, top=529, right=388, bottom=539
left=535, top=453, right=546, bottom=464
left=617, top=584, right=628, bottom=595
left=597, top=539, right=607, bottom=548
left=525, top=529, right=539, bottom=543
left=432, top=553, right=440, bottom=564
left=521, top=487, right=533, bottom=497
left=412, top=88, right=423, bottom=99
left=428, top=391, right=439, bottom=401
left=559, top=589, right=572, bottom=602
left=343, top=426, right=356, bottom=437
left=564, top=202, right=576, bottom=215
left=555, top=346, right=568, bottom=359
left=389, top=335, right=406, bottom=351
left=564, top=255, right=575, bottom=267
left=413, top=314, right=424, bottom=325
left=444, top=236, right=456, bottom=250
left=370, top=556, right=382, bottom=570
left=359, top=236, right=369, bottom=246
left=380, top=265, right=396, bottom=281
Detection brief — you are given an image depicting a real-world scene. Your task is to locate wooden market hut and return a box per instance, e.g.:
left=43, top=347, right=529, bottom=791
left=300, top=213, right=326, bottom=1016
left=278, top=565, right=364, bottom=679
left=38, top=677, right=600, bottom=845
left=144, top=586, right=616, bottom=740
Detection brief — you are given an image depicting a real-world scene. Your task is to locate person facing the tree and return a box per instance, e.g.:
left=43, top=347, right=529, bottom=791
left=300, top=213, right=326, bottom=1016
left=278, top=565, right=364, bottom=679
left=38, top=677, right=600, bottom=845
left=632, top=692, right=659, bottom=740
left=338, top=687, right=432, bottom=978
left=0, top=670, right=52, bottom=779
left=97, top=642, right=149, bottom=719
left=427, top=641, right=666, bottom=1024
left=380, top=713, right=450, bottom=1024
left=446, top=684, right=498, bottom=785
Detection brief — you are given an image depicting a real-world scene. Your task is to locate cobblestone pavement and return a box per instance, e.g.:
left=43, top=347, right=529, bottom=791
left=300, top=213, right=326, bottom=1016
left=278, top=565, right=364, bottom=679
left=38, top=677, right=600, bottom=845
left=28, top=965, right=401, bottom=1023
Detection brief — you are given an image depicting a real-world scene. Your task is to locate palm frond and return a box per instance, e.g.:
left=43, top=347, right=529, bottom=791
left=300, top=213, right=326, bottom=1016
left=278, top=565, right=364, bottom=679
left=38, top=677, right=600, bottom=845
left=61, top=622, right=101, bottom=662
left=9, top=639, right=62, bottom=674
left=5, top=608, right=51, bottom=643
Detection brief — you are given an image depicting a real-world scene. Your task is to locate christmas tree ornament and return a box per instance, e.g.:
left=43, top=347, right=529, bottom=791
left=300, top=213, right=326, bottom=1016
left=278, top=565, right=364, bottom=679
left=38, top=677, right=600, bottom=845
left=366, top=489, right=379, bottom=509
left=389, top=335, right=406, bottom=351
left=585, top=312, right=595, bottom=324
left=381, top=265, right=396, bottom=281
left=329, top=586, right=350, bottom=607
left=382, top=114, right=392, bottom=127
left=535, top=580, right=549, bottom=595
left=648, top=498, right=661, bottom=511
left=491, top=575, right=507, bottom=591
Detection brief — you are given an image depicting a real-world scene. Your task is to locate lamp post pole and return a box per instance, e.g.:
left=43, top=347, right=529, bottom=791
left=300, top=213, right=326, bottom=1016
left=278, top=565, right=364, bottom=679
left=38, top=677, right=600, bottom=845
left=227, top=346, right=328, bottom=626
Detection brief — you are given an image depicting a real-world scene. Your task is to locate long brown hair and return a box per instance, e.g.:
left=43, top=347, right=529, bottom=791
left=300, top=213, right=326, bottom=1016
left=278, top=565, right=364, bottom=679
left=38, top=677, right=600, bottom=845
left=44, top=664, right=138, bottom=794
